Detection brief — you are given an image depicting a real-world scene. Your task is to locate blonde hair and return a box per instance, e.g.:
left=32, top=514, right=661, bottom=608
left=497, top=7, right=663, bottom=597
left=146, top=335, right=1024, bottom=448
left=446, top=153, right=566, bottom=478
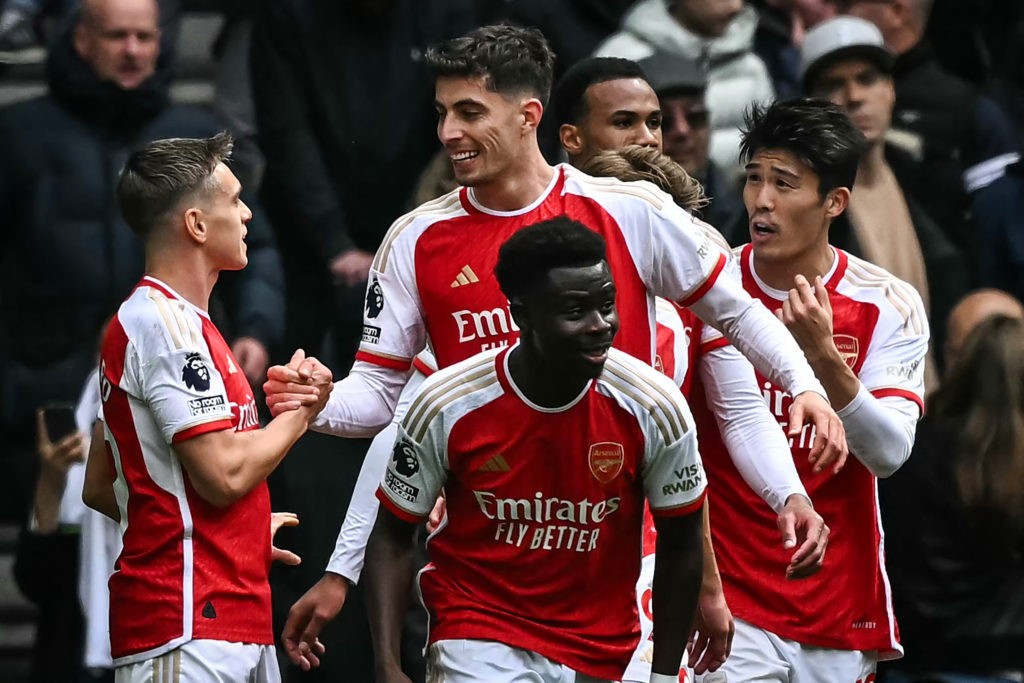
left=581, top=145, right=708, bottom=211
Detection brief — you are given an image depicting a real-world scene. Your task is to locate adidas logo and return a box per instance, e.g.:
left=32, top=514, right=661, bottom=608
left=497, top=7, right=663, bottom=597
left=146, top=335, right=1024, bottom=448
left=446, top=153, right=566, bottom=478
left=477, top=453, right=510, bottom=472
left=450, top=265, right=480, bottom=288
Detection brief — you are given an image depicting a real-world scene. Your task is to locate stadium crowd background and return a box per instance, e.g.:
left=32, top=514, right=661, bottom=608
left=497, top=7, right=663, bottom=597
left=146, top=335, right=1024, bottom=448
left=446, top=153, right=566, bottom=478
left=1, top=0, right=1023, bottom=681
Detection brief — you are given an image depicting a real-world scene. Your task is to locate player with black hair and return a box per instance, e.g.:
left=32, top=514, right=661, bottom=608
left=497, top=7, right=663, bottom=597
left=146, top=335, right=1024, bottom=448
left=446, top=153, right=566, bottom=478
left=694, top=98, right=928, bottom=681
left=271, top=25, right=847, bottom=672
left=366, top=216, right=706, bottom=683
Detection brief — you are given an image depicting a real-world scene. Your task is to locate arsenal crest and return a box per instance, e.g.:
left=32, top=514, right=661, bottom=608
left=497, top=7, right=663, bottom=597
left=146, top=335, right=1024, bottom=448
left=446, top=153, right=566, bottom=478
left=588, top=442, right=624, bottom=484
left=833, top=334, right=860, bottom=369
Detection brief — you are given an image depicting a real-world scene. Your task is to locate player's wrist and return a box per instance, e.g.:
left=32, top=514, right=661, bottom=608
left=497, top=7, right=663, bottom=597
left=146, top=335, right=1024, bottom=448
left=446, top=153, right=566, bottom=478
left=650, top=673, right=681, bottom=683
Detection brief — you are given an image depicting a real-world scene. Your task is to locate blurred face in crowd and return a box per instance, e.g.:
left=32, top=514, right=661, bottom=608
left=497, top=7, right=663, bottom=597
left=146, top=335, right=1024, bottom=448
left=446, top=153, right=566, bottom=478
left=73, top=0, right=160, bottom=90
left=560, top=78, right=662, bottom=165
left=811, top=58, right=894, bottom=145
left=435, top=75, right=541, bottom=188
left=672, top=0, right=744, bottom=38
left=766, top=0, right=837, bottom=29
left=743, top=148, right=847, bottom=266
left=660, top=92, right=712, bottom=177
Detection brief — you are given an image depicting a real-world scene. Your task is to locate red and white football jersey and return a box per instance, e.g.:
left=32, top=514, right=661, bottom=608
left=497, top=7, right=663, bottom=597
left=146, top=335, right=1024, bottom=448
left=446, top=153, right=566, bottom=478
left=376, top=346, right=706, bottom=681
left=99, top=277, right=270, bottom=664
left=694, top=246, right=927, bottom=657
left=356, top=164, right=728, bottom=372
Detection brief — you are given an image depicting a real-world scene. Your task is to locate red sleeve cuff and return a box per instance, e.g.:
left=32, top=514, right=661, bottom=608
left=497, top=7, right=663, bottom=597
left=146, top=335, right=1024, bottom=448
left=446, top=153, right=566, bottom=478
left=412, top=356, right=436, bottom=377
left=356, top=350, right=413, bottom=372
left=698, top=336, right=730, bottom=353
left=651, top=489, right=707, bottom=518
left=677, top=253, right=727, bottom=308
left=172, top=418, right=234, bottom=444
left=870, top=387, right=925, bottom=414
left=375, top=488, right=425, bottom=523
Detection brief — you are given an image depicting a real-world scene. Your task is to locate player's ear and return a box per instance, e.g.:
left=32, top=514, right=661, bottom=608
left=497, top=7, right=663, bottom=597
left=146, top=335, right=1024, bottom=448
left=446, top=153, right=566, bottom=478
left=824, top=187, right=850, bottom=220
left=559, top=123, right=583, bottom=156
left=183, top=207, right=207, bottom=244
left=521, top=97, right=543, bottom=133
left=509, top=299, right=530, bottom=334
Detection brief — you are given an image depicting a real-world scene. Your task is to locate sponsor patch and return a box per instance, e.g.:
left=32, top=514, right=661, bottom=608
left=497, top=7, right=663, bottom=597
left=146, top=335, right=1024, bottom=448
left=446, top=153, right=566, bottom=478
left=181, top=352, right=211, bottom=391
left=833, top=334, right=860, bottom=368
left=188, top=395, right=227, bottom=417
left=362, top=324, right=381, bottom=344
left=385, top=470, right=419, bottom=503
left=365, top=276, right=384, bottom=319
left=392, top=439, right=419, bottom=477
left=588, top=442, right=624, bottom=484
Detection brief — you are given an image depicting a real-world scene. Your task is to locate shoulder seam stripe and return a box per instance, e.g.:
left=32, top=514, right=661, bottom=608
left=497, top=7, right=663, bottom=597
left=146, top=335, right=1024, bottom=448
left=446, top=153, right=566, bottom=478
left=843, top=263, right=923, bottom=335
left=601, top=373, right=681, bottom=444
left=374, top=193, right=464, bottom=272
left=405, top=362, right=496, bottom=437
left=404, top=354, right=495, bottom=423
left=604, top=356, right=688, bottom=439
left=407, top=372, right=499, bottom=442
left=146, top=289, right=199, bottom=350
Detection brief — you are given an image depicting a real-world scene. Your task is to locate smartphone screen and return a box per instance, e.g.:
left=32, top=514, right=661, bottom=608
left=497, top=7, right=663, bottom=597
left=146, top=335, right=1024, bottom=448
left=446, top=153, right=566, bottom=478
left=42, top=403, right=78, bottom=442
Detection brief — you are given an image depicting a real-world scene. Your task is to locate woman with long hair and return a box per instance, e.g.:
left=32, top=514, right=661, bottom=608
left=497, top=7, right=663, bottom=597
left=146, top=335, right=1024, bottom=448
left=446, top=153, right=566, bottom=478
left=880, top=314, right=1024, bottom=681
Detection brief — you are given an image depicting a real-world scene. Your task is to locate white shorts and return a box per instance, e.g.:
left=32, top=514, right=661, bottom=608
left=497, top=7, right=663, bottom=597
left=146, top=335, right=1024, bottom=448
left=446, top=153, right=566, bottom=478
left=709, top=618, right=876, bottom=683
left=114, top=639, right=280, bottom=683
left=426, top=639, right=614, bottom=683
left=622, top=553, right=692, bottom=682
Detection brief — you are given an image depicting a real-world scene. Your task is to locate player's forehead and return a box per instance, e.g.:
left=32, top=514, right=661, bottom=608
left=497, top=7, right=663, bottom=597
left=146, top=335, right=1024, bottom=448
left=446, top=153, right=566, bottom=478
left=584, top=78, right=659, bottom=118
left=543, top=262, right=614, bottom=297
left=434, top=74, right=509, bottom=109
left=746, top=149, right=810, bottom=179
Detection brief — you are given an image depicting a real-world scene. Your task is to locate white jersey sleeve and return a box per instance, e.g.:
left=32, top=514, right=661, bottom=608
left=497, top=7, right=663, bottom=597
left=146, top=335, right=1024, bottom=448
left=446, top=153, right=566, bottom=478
left=357, top=193, right=465, bottom=369
left=126, top=297, right=233, bottom=443
left=603, top=352, right=706, bottom=515
left=840, top=277, right=929, bottom=477
left=325, top=370, right=427, bottom=582
left=697, top=345, right=807, bottom=513
left=377, top=419, right=448, bottom=523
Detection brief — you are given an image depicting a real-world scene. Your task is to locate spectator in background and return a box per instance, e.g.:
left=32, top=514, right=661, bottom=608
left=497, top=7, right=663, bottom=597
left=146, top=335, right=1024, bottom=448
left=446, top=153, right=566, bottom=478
left=250, top=0, right=477, bottom=372
left=844, top=0, right=1024, bottom=300
left=749, top=0, right=837, bottom=98
left=639, top=50, right=747, bottom=244
left=0, top=0, right=282, bottom=524
left=879, top=291, right=1024, bottom=682
left=595, top=0, right=774, bottom=177
left=800, top=15, right=969, bottom=383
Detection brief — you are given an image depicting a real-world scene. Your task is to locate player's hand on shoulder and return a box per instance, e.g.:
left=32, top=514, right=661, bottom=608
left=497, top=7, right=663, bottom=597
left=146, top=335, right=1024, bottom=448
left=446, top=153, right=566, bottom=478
left=282, top=572, right=349, bottom=670
left=688, top=588, right=734, bottom=674
left=777, top=494, right=828, bottom=579
left=264, top=348, right=332, bottom=417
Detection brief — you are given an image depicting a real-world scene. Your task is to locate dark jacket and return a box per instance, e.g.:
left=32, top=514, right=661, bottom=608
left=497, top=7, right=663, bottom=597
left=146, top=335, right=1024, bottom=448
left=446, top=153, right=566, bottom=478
left=879, top=418, right=1024, bottom=674
left=0, top=22, right=283, bottom=432
left=697, top=161, right=747, bottom=248
left=891, top=40, right=1024, bottom=291
left=829, top=145, right=971, bottom=366
left=251, top=0, right=478, bottom=262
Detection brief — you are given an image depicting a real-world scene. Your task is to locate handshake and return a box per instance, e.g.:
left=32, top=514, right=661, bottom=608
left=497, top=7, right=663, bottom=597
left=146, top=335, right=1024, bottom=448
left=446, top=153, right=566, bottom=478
left=264, top=349, right=335, bottom=419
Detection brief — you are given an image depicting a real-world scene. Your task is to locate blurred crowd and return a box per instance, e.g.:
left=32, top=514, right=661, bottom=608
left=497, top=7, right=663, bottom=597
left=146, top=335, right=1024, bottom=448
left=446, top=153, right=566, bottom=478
left=1, top=0, right=1023, bottom=681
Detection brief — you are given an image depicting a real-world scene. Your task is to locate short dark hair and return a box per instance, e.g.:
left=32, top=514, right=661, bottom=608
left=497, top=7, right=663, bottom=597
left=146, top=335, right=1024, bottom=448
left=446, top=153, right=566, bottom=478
left=425, top=24, right=555, bottom=106
left=495, top=217, right=608, bottom=301
left=739, top=98, right=864, bottom=199
left=551, top=57, right=648, bottom=126
left=118, top=133, right=234, bottom=237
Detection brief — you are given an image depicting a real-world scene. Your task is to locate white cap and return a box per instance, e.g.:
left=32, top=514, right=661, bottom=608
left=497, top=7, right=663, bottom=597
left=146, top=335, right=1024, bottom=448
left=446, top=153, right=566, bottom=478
left=800, top=16, right=893, bottom=89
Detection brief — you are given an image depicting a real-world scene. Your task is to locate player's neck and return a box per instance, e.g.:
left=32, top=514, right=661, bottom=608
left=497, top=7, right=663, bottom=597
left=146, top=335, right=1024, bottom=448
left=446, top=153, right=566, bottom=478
left=507, top=345, right=590, bottom=409
left=145, top=249, right=217, bottom=312
left=753, top=243, right=834, bottom=292
left=471, top=150, right=555, bottom=212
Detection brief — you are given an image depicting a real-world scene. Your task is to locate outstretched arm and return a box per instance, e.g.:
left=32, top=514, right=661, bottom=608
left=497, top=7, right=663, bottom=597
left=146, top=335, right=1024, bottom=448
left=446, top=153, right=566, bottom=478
left=651, top=506, right=705, bottom=681
left=364, top=510, right=417, bottom=683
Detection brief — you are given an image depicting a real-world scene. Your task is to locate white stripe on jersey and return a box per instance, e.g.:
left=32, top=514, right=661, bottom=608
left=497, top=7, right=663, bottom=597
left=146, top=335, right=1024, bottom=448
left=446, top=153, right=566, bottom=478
left=598, top=350, right=690, bottom=445
left=374, top=190, right=466, bottom=273
left=843, top=257, right=925, bottom=336
left=404, top=351, right=502, bottom=443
